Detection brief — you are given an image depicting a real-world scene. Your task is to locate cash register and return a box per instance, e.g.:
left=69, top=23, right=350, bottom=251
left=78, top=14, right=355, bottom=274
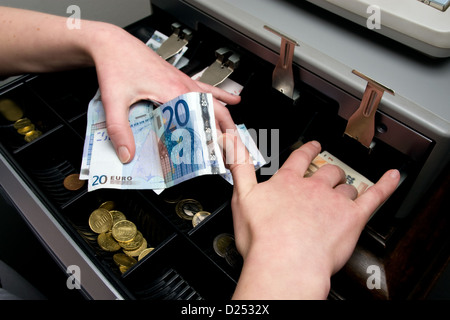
left=0, top=0, right=449, bottom=299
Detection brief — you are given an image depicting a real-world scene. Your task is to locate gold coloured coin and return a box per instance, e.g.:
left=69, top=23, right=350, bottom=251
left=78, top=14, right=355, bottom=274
left=110, top=210, right=126, bottom=224
left=99, top=201, right=115, bottom=211
left=138, top=247, right=154, bottom=261
left=63, top=173, right=85, bottom=191
left=118, top=231, right=144, bottom=251
left=119, top=265, right=131, bottom=274
left=111, top=220, right=137, bottom=242
left=113, top=253, right=137, bottom=268
left=0, top=99, right=23, bottom=121
left=17, top=124, right=35, bottom=135
left=192, top=211, right=211, bottom=227
left=13, top=118, right=32, bottom=130
left=161, top=189, right=183, bottom=204
left=97, top=232, right=121, bottom=252
left=175, top=199, right=203, bottom=220
left=24, top=130, right=42, bottom=142
left=123, top=238, right=148, bottom=257
left=213, top=233, right=235, bottom=258
left=88, top=208, right=113, bottom=234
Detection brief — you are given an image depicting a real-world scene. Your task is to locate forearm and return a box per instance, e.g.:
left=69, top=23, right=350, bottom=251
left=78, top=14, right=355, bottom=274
left=0, top=6, right=116, bottom=76
left=232, top=241, right=331, bottom=300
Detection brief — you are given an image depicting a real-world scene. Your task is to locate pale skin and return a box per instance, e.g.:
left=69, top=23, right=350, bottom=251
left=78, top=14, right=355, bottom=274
left=221, top=134, right=400, bottom=299
left=0, top=6, right=400, bottom=300
left=0, top=6, right=240, bottom=163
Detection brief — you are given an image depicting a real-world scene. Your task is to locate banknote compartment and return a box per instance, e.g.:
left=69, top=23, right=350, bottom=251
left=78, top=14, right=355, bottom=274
left=0, top=79, right=64, bottom=152
left=123, top=233, right=237, bottom=299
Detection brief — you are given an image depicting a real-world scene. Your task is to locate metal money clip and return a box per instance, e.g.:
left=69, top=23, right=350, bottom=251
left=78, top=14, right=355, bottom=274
left=199, top=47, right=240, bottom=87
left=344, top=70, right=395, bottom=148
left=264, top=25, right=299, bottom=99
left=157, top=22, right=193, bottom=61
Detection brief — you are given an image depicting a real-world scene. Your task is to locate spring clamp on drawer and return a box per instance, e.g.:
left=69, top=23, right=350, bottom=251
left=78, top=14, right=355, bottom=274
left=157, top=22, right=193, bottom=60
left=345, top=70, right=395, bottom=148
left=199, top=48, right=240, bottom=87
left=264, top=25, right=299, bottom=99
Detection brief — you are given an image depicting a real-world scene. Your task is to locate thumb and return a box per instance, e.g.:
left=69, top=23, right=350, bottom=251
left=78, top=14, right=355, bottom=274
left=103, top=99, right=136, bottom=164
left=218, top=130, right=257, bottom=196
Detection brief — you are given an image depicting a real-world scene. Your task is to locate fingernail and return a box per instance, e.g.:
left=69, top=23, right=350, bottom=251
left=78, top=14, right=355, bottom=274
left=390, top=169, right=400, bottom=179
left=118, top=146, right=130, bottom=163
left=311, top=140, right=321, bottom=148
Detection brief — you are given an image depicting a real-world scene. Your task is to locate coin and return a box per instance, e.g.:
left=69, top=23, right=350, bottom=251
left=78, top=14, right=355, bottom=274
left=224, top=242, right=242, bottom=268
left=63, top=173, right=85, bottom=191
left=119, top=265, right=129, bottom=274
left=123, top=237, right=148, bottom=257
left=161, top=190, right=183, bottom=204
left=88, top=208, right=113, bottom=234
left=24, top=130, right=42, bottom=142
left=0, top=99, right=23, bottom=122
left=99, top=201, right=115, bottom=211
left=110, top=210, right=126, bottom=225
left=17, top=124, right=35, bottom=135
left=213, top=233, right=235, bottom=258
left=97, top=232, right=121, bottom=252
left=13, top=118, right=32, bottom=130
left=192, top=211, right=211, bottom=227
left=175, top=199, right=203, bottom=220
left=113, top=253, right=137, bottom=268
left=111, top=220, right=137, bottom=242
left=138, top=247, right=154, bottom=261
left=118, top=231, right=144, bottom=251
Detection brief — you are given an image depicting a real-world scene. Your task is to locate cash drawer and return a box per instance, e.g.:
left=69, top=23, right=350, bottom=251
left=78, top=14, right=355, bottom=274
left=0, top=5, right=443, bottom=300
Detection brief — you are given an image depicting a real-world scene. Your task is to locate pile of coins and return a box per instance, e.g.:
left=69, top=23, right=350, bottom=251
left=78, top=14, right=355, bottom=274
left=88, top=201, right=154, bottom=274
left=0, top=99, right=42, bottom=143
left=213, top=233, right=242, bottom=269
left=174, top=198, right=211, bottom=227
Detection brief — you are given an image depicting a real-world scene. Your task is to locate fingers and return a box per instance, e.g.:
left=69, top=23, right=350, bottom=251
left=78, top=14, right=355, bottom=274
left=103, top=99, right=136, bottom=164
left=311, top=164, right=347, bottom=188
left=355, top=169, right=400, bottom=218
left=218, top=131, right=257, bottom=197
left=195, top=81, right=241, bottom=105
left=213, top=99, right=236, bottom=134
left=334, top=183, right=359, bottom=200
left=280, top=141, right=322, bottom=176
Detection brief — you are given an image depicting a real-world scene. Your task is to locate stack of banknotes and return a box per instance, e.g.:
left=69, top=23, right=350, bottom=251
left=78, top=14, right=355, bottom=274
left=80, top=91, right=266, bottom=192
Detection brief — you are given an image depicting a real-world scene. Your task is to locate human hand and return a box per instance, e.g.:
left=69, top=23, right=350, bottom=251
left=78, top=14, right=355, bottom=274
left=89, top=24, right=240, bottom=163
left=220, top=133, right=400, bottom=299
left=0, top=7, right=240, bottom=163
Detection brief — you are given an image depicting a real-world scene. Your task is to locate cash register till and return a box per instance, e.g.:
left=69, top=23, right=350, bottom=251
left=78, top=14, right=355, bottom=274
left=0, top=0, right=449, bottom=299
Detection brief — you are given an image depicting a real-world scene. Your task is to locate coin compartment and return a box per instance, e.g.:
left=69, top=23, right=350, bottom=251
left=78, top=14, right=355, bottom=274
left=123, top=233, right=237, bottom=300
left=61, top=189, right=178, bottom=280
left=188, top=205, right=242, bottom=281
left=26, top=69, right=99, bottom=123
left=8, top=125, right=85, bottom=207
left=138, top=174, right=233, bottom=233
left=0, top=80, right=64, bottom=152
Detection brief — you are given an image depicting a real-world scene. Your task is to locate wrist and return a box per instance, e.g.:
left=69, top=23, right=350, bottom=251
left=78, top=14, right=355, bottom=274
left=233, top=240, right=331, bottom=300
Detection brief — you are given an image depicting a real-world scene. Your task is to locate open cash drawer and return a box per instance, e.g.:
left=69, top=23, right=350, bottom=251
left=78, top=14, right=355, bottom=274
left=0, top=7, right=434, bottom=299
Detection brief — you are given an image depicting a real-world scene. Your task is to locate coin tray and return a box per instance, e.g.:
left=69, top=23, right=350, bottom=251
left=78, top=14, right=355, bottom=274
left=0, top=80, right=63, bottom=152
left=0, top=7, right=422, bottom=300
left=11, top=126, right=85, bottom=207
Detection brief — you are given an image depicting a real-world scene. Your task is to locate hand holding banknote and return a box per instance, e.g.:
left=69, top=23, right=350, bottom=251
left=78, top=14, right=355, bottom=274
left=92, top=27, right=240, bottom=164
